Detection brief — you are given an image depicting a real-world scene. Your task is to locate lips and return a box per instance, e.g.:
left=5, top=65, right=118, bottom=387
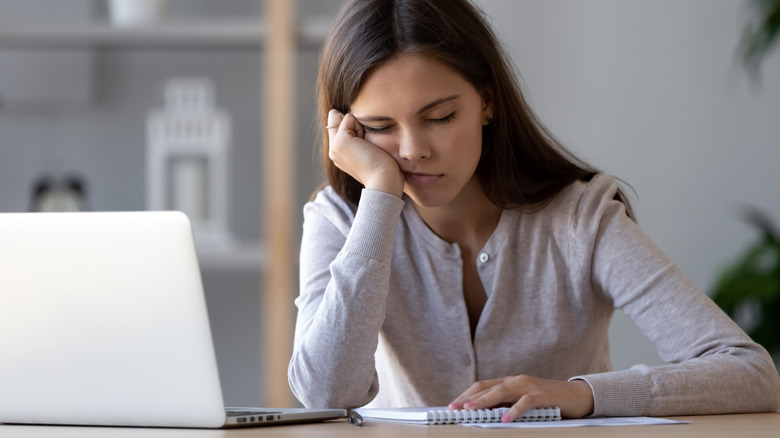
left=404, top=172, right=442, bottom=184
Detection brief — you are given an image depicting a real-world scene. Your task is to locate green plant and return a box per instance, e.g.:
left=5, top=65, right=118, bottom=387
left=712, top=209, right=780, bottom=358
left=739, top=0, right=780, bottom=81
left=714, top=1, right=780, bottom=360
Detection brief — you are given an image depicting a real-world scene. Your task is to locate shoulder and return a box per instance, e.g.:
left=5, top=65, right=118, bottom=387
left=535, top=173, right=632, bottom=238
left=303, top=185, right=358, bottom=236
left=304, top=186, right=406, bottom=236
left=548, top=173, right=626, bottom=217
left=308, top=185, right=358, bottom=213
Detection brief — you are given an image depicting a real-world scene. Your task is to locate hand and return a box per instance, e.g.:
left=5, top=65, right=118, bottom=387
left=326, top=109, right=404, bottom=198
left=447, top=375, right=594, bottom=422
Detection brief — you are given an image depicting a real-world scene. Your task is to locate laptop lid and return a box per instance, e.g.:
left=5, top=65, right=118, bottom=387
left=0, top=211, right=327, bottom=428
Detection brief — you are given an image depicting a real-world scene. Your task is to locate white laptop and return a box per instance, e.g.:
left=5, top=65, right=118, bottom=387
left=0, top=211, right=345, bottom=428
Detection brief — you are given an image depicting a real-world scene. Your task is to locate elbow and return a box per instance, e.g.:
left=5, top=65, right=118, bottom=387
left=757, top=373, right=780, bottom=412
left=288, top=354, right=378, bottom=409
left=740, top=343, right=780, bottom=412
left=288, top=376, right=377, bottom=409
left=764, top=362, right=780, bottom=411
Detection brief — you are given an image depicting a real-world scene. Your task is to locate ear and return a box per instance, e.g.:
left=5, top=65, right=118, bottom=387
left=481, top=88, right=494, bottom=125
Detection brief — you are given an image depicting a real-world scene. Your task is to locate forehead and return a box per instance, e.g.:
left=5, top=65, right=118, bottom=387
left=351, top=53, right=477, bottom=113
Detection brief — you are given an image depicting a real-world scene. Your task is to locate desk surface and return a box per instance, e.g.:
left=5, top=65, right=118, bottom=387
left=1, top=412, right=778, bottom=437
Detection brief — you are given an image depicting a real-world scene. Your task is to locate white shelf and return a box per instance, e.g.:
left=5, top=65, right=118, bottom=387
left=0, top=17, right=330, bottom=49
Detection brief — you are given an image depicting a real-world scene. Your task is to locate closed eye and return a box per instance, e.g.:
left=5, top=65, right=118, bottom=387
left=362, top=125, right=392, bottom=134
left=429, top=112, right=456, bottom=125
left=361, top=112, right=456, bottom=134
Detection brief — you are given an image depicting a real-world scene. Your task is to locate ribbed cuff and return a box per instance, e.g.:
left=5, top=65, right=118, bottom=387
left=343, top=189, right=404, bottom=261
left=570, top=367, right=653, bottom=417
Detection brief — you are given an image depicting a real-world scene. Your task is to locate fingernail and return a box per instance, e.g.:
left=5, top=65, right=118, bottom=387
left=502, top=414, right=512, bottom=423
left=463, top=401, right=475, bottom=409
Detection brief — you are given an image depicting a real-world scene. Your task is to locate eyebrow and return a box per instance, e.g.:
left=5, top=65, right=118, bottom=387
left=355, top=95, right=460, bottom=123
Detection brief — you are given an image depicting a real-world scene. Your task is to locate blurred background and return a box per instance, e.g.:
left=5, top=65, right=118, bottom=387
left=0, top=0, right=777, bottom=407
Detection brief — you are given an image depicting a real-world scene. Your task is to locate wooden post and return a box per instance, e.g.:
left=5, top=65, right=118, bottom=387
left=263, top=0, right=295, bottom=407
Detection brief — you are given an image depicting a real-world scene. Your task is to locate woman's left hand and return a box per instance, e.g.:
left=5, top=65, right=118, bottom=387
left=447, top=375, right=594, bottom=422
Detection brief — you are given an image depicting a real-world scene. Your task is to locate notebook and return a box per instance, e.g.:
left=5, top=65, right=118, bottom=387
left=0, top=211, right=345, bottom=428
left=354, top=406, right=561, bottom=425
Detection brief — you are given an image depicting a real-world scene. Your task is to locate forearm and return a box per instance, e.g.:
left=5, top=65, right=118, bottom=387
left=289, top=252, right=391, bottom=408
left=289, top=189, right=404, bottom=408
left=575, top=344, right=780, bottom=416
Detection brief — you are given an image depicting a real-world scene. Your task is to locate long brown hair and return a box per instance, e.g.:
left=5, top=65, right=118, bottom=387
left=316, top=0, right=633, bottom=217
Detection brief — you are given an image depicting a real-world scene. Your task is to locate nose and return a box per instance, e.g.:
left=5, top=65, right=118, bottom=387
left=398, top=131, right=431, bottom=162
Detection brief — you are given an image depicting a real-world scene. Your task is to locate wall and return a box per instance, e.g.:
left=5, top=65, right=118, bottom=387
left=475, top=0, right=780, bottom=369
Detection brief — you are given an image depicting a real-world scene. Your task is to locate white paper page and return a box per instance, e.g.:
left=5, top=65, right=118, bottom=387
left=463, top=416, right=690, bottom=428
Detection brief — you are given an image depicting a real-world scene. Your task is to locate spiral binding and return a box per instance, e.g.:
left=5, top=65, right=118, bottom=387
left=427, top=407, right=560, bottom=424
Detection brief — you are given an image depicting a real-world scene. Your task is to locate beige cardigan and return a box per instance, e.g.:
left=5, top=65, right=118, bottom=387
left=289, top=174, right=780, bottom=416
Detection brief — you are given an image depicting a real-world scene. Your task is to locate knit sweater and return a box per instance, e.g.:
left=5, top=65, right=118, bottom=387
left=288, top=174, right=780, bottom=416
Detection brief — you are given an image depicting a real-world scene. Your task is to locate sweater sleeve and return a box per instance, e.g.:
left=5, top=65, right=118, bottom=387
left=570, top=175, right=780, bottom=416
left=288, top=188, right=404, bottom=409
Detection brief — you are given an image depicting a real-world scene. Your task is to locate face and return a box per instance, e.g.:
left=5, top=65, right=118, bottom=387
left=350, top=53, right=492, bottom=209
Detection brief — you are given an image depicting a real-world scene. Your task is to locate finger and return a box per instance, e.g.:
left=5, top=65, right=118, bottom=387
left=326, top=109, right=344, bottom=130
left=503, top=394, right=543, bottom=423
left=462, top=376, right=538, bottom=411
left=340, top=112, right=365, bottom=138
left=448, top=379, right=503, bottom=410
left=462, top=384, right=510, bottom=410
left=449, top=381, right=495, bottom=409
left=326, top=109, right=344, bottom=146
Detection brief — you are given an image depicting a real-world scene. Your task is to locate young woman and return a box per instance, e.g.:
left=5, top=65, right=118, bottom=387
left=288, top=0, right=780, bottom=421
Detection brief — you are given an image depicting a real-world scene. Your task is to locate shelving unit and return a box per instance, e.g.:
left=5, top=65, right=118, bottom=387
left=0, top=17, right=330, bottom=49
left=0, top=1, right=329, bottom=407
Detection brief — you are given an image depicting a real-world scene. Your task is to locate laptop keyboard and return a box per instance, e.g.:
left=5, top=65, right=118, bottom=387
left=226, top=409, right=282, bottom=417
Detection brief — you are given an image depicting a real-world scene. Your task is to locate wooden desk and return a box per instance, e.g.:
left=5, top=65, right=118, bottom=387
left=1, top=412, right=778, bottom=437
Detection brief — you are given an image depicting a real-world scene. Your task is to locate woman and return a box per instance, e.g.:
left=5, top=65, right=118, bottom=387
left=288, top=0, right=780, bottom=421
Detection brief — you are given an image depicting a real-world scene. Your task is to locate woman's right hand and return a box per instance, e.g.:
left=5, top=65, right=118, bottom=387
left=326, top=109, right=404, bottom=198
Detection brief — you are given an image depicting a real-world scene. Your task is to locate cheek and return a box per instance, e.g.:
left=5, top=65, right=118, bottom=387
left=364, top=134, right=398, bottom=156
left=446, top=123, right=483, bottom=157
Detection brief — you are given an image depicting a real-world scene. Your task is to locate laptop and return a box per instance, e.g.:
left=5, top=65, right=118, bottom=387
left=0, top=211, right=345, bottom=428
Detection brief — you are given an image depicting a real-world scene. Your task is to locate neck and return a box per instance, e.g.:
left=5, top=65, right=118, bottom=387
left=413, top=178, right=502, bottom=247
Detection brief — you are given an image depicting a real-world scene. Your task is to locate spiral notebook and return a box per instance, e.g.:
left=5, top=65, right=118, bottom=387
left=354, top=406, right=561, bottom=425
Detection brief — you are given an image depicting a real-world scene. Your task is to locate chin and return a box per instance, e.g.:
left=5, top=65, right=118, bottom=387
left=404, top=188, right=456, bottom=209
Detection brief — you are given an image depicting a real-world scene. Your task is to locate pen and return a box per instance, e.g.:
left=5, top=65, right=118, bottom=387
left=348, top=409, right=364, bottom=427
